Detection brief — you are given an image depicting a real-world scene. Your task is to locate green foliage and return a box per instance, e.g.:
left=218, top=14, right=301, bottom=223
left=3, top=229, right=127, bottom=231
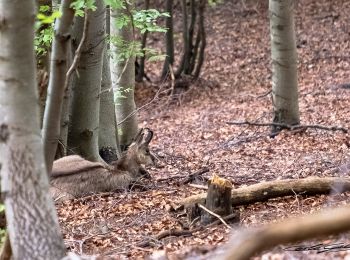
left=34, top=0, right=98, bottom=58
left=35, top=26, right=54, bottom=56
left=0, top=229, right=6, bottom=247
left=143, top=48, right=166, bottom=62
left=104, top=0, right=125, bottom=9
left=35, top=5, right=60, bottom=57
left=208, top=0, right=223, bottom=7
left=70, top=0, right=97, bottom=17
left=132, top=9, right=170, bottom=33
left=114, top=14, right=130, bottom=29
left=109, top=36, right=143, bottom=62
left=108, top=1, right=169, bottom=64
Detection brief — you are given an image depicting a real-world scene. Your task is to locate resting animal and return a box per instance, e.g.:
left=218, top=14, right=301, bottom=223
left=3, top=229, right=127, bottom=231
left=50, top=128, right=155, bottom=202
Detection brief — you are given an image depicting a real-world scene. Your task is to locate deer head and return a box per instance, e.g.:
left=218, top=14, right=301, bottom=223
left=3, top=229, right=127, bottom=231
left=113, top=128, right=155, bottom=179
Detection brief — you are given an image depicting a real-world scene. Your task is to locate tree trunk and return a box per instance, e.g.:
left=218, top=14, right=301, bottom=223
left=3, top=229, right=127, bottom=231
left=136, top=0, right=150, bottom=82
left=42, top=0, right=75, bottom=172
left=110, top=1, right=138, bottom=149
left=0, top=233, right=12, bottom=260
left=269, top=0, right=300, bottom=132
left=175, top=0, right=190, bottom=77
left=68, top=0, right=106, bottom=162
left=161, top=0, right=174, bottom=79
left=193, top=0, right=206, bottom=79
left=99, top=49, right=119, bottom=162
left=0, top=0, right=66, bottom=258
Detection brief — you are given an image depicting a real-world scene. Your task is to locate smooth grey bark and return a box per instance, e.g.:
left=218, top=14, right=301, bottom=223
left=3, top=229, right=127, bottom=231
left=269, top=0, right=300, bottom=129
left=161, top=0, right=174, bottom=79
left=110, top=1, right=138, bottom=149
left=0, top=0, right=66, bottom=258
left=58, top=40, right=74, bottom=159
left=99, top=50, right=119, bottom=161
left=42, top=0, right=75, bottom=173
left=68, top=0, right=106, bottom=162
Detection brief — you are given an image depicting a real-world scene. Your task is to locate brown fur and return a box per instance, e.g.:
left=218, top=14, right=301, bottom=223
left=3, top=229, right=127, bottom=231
left=50, top=128, right=154, bottom=202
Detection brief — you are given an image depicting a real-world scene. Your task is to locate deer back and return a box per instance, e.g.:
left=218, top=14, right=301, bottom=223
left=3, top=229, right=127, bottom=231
left=50, top=155, right=134, bottom=202
left=51, top=155, right=105, bottom=178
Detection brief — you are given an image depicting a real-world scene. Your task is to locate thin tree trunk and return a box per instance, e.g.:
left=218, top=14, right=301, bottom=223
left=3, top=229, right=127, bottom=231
left=0, top=233, right=12, bottom=260
left=58, top=33, right=74, bottom=160
left=269, top=0, right=300, bottom=131
left=188, top=0, right=199, bottom=74
left=68, top=0, right=106, bottom=162
left=193, top=0, right=206, bottom=79
left=175, top=0, right=189, bottom=78
left=42, top=0, right=75, bottom=173
left=99, top=50, right=119, bottom=162
left=0, top=0, right=66, bottom=258
left=161, top=0, right=174, bottom=79
left=185, top=0, right=196, bottom=74
left=110, top=0, right=138, bottom=149
left=136, top=0, right=150, bottom=82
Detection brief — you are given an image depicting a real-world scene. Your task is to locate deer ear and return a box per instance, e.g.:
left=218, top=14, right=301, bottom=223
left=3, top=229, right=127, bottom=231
left=133, top=128, right=144, bottom=144
left=143, top=128, right=153, bottom=144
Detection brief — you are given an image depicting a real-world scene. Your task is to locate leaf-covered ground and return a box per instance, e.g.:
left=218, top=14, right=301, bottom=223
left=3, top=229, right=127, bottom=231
left=56, top=0, right=350, bottom=258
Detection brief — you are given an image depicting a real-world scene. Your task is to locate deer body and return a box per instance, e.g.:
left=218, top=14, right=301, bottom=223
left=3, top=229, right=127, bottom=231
left=50, top=129, right=154, bottom=202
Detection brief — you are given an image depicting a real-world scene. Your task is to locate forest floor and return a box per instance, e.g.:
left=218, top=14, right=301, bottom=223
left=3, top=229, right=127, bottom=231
left=56, top=0, right=350, bottom=259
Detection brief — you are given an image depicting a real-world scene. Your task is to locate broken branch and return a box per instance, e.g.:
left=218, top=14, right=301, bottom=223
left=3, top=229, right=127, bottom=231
left=137, top=213, right=238, bottom=248
left=198, top=204, right=232, bottom=229
left=226, top=121, right=348, bottom=133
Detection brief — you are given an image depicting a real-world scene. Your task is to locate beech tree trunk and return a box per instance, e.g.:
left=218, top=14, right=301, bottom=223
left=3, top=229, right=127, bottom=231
left=99, top=50, right=119, bottom=162
left=0, top=0, right=66, bottom=258
left=269, top=0, right=300, bottom=131
left=42, top=0, right=75, bottom=172
left=110, top=0, right=138, bottom=149
left=68, top=0, right=106, bottom=162
left=161, top=0, right=174, bottom=79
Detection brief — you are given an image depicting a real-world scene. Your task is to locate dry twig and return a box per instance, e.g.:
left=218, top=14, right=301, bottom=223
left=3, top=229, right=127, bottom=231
left=198, top=204, right=232, bottom=229
left=156, top=167, right=209, bottom=184
left=137, top=213, right=238, bottom=248
left=64, top=9, right=89, bottom=90
left=227, top=120, right=348, bottom=133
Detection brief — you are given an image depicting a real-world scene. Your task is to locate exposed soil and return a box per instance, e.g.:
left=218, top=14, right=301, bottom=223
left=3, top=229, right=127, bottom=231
left=56, top=0, right=350, bottom=259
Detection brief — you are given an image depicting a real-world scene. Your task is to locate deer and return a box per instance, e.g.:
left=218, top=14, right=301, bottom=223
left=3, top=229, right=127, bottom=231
left=50, top=128, right=155, bottom=202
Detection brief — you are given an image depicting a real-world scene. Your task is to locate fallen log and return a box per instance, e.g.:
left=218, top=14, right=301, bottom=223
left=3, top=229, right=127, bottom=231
left=180, top=177, right=350, bottom=208
left=222, top=205, right=350, bottom=260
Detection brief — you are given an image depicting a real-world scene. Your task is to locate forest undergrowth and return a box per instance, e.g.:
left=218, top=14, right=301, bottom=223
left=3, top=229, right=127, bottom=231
left=56, top=0, right=350, bottom=258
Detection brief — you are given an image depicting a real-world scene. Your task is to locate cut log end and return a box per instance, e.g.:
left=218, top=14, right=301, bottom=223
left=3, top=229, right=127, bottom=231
left=201, top=174, right=234, bottom=225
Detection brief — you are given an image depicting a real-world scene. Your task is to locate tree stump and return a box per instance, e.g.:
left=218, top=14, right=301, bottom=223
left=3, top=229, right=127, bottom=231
left=201, top=174, right=233, bottom=225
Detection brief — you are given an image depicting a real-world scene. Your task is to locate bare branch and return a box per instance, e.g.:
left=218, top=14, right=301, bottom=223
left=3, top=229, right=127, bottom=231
left=227, top=120, right=348, bottom=133
left=198, top=204, right=232, bottom=229
left=64, top=9, right=89, bottom=90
